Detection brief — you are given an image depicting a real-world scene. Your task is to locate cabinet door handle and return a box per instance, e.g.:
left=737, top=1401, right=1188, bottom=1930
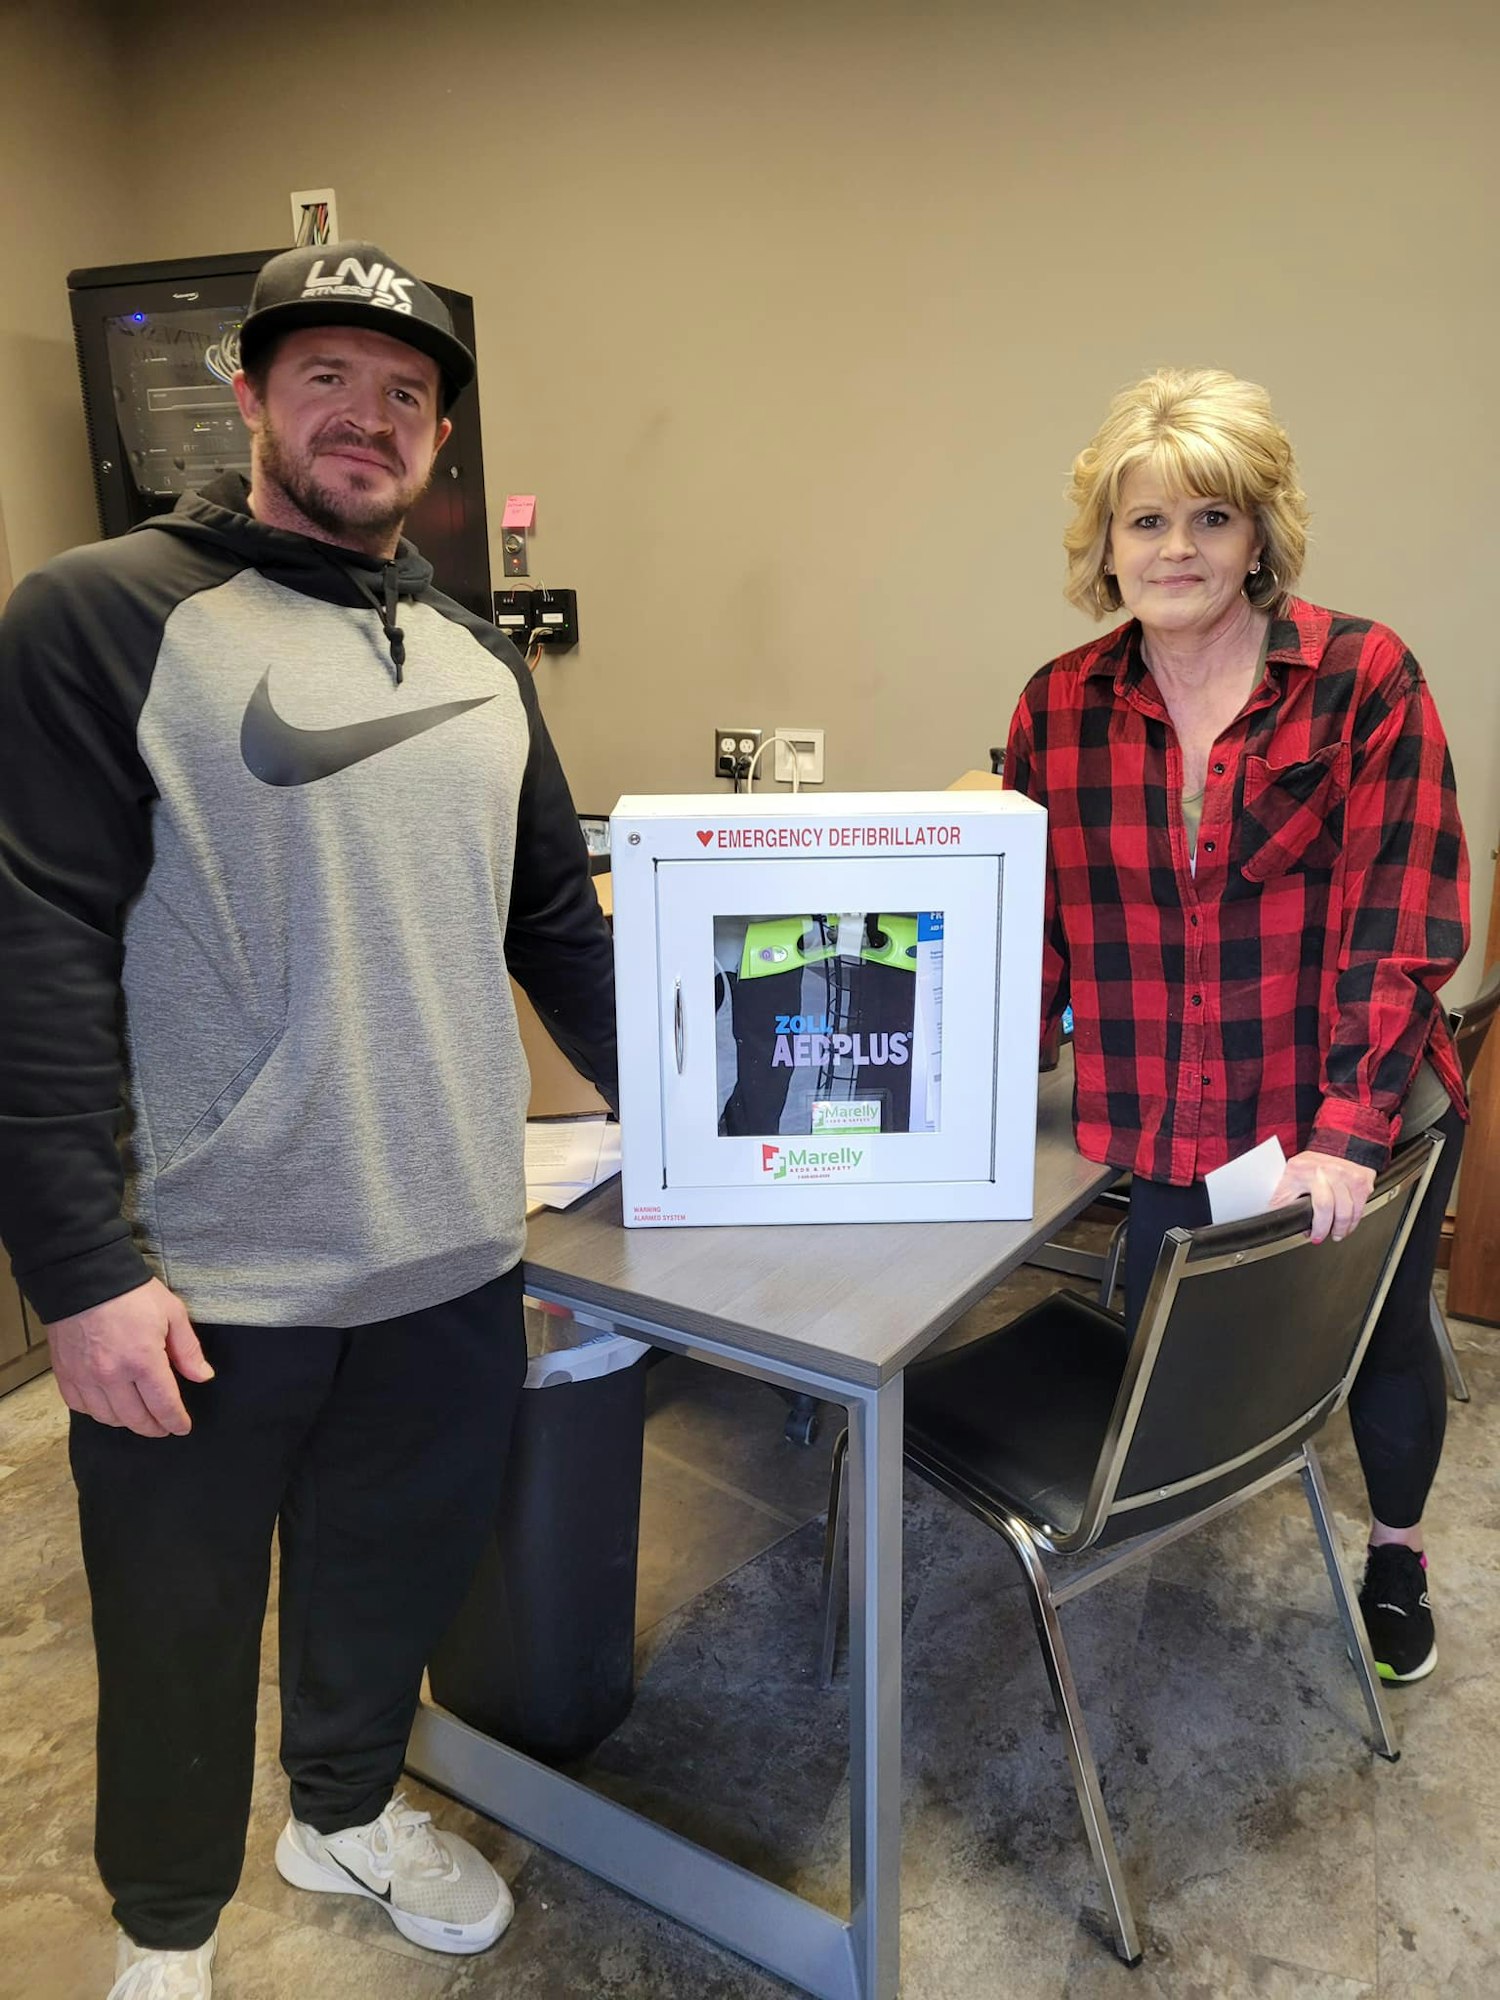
left=672, top=980, right=685, bottom=1074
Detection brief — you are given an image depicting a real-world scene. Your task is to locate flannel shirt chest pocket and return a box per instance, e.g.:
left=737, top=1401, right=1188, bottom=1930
left=1236, top=742, right=1351, bottom=881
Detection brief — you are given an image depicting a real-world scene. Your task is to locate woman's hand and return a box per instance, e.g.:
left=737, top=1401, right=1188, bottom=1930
left=1269, top=1150, right=1377, bottom=1244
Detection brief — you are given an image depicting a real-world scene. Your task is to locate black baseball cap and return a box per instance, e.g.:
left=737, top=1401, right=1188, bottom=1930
left=238, top=241, right=476, bottom=410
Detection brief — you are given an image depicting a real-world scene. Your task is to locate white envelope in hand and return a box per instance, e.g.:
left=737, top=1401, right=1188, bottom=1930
left=1204, top=1136, right=1288, bottom=1225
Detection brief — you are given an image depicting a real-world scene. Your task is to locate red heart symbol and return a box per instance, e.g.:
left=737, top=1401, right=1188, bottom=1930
left=696, top=829, right=714, bottom=846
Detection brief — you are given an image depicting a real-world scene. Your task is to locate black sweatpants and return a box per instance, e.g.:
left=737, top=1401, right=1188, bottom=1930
left=69, top=1265, right=528, bottom=1951
left=1123, top=1104, right=1464, bottom=1531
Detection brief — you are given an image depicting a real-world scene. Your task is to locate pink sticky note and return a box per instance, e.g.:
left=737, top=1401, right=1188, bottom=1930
left=502, top=494, right=537, bottom=531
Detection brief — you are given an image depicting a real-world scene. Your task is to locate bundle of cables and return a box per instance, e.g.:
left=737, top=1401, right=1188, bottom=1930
left=294, top=200, right=332, bottom=248
left=202, top=329, right=242, bottom=387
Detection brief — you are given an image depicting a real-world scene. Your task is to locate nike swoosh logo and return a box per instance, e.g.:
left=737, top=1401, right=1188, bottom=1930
left=240, top=670, right=497, bottom=786
left=332, top=1852, right=393, bottom=1901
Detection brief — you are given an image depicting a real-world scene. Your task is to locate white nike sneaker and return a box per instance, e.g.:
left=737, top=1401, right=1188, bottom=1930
left=106, top=1930, right=216, bottom=1998
left=274, top=1790, right=513, bottom=1954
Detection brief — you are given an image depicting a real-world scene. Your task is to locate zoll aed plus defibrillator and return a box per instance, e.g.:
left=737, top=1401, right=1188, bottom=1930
left=611, top=792, right=1046, bottom=1227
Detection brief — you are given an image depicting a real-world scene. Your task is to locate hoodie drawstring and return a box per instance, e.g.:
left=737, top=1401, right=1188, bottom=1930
left=305, top=542, right=411, bottom=686
left=380, top=562, right=406, bottom=683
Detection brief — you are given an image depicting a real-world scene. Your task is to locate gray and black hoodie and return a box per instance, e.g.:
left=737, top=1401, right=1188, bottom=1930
left=0, top=474, right=617, bottom=1328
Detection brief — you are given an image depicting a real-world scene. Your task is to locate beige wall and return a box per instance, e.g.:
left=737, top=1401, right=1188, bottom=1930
left=0, top=0, right=131, bottom=585
left=12, top=0, right=1499, bottom=982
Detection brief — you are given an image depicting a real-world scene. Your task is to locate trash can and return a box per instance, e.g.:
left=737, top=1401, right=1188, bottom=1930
left=427, top=1303, right=651, bottom=1765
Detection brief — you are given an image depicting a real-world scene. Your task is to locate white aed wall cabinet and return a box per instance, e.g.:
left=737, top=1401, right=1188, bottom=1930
left=611, top=791, right=1046, bottom=1227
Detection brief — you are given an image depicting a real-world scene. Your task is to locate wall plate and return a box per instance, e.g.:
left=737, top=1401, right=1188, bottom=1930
left=773, top=727, right=825, bottom=784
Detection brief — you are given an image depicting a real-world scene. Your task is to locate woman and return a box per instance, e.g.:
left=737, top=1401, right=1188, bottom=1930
left=1005, top=368, right=1469, bottom=1682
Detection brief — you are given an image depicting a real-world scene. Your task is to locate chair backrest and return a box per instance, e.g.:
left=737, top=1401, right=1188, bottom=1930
left=1451, top=963, right=1500, bottom=1085
left=1075, top=1134, right=1440, bottom=1548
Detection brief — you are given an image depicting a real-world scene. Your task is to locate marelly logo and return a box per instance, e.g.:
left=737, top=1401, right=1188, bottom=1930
left=300, top=257, right=416, bottom=316
left=759, top=1143, right=865, bottom=1182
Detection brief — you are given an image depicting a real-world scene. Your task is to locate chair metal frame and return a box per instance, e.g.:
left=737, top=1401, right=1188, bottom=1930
left=1430, top=1289, right=1471, bottom=1402
left=1024, top=1183, right=1129, bottom=1292
left=818, top=1135, right=1442, bottom=1965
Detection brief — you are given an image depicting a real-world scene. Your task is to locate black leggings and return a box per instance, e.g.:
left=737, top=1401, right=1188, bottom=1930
left=1123, top=1105, right=1464, bottom=1531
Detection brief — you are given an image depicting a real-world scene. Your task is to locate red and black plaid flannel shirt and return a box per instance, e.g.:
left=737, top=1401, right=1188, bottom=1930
left=1005, top=597, right=1469, bottom=1185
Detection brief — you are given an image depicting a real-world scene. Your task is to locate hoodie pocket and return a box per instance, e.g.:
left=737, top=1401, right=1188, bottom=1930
left=1238, top=743, right=1350, bottom=882
left=157, top=1027, right=286, bottom=1175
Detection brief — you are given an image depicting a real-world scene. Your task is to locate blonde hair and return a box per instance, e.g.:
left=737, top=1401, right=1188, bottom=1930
left=1064, top=368, right=1309, bottom=619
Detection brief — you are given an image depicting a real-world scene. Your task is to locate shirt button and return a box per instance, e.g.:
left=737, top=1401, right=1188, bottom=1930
left=1191, top=994, right=1203, bottom=1006
left=1190, top=913, right=1200, bottom=927
left=1212, top=761, right=1225, bottom=775
left=1203, top=839, right=1216, bottom=854
left=1201, top=1073, right=1211, bottom=1084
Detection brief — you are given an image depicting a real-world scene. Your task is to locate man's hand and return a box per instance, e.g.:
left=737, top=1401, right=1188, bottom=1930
left=46, top=1278, right=214, bottom=1438
left=1270, top=1150, right=1378, bottom=1245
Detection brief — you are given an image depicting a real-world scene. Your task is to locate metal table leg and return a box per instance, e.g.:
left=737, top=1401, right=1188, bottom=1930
left=847, top=1373, right=904, bottom=1999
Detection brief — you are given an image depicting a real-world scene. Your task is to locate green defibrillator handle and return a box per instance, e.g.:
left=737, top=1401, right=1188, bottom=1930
left=860, top=914, right=919, bottom=971
left=739, top=917, right=835, bottom=980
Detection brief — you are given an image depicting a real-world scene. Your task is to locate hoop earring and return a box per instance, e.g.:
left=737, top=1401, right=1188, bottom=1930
left=1246, top=560, right=1281, bottom=605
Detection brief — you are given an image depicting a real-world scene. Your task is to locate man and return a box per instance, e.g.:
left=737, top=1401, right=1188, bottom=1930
left=0, top=242, right=617, bottom=1998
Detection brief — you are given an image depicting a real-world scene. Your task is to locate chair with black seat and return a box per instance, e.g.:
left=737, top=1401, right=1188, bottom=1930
left=817, top=1134, right=1441, bottom=1964
left=1428, top=963, right=1500, bottom=1401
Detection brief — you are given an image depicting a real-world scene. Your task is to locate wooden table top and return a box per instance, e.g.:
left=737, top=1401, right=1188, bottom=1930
left=521, top=1056, right=1115, bottom=1389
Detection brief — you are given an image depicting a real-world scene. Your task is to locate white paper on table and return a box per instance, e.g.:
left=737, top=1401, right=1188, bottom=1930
left=1204, top=1135, right=1287, bottom=1224
left=525, top=1116, right=607, bottom=1186
left=524, top=1118, right=621, bottom=1212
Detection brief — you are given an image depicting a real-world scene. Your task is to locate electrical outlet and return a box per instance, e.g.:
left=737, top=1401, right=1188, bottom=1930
left=714, top=726, right=762, bottom=782
left=773, top=727, right=825, bottom=784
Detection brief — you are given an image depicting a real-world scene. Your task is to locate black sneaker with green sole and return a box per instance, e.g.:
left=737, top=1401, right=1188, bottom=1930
left=1359, top=1544, right=1437, bottom=1683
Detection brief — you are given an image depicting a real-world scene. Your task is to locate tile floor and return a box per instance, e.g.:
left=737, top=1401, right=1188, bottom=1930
left=1, top=1237, right=1496, bottom=1998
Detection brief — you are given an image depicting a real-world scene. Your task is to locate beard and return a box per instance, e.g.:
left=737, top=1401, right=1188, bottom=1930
left=256, top=414, right=436, bottom=547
